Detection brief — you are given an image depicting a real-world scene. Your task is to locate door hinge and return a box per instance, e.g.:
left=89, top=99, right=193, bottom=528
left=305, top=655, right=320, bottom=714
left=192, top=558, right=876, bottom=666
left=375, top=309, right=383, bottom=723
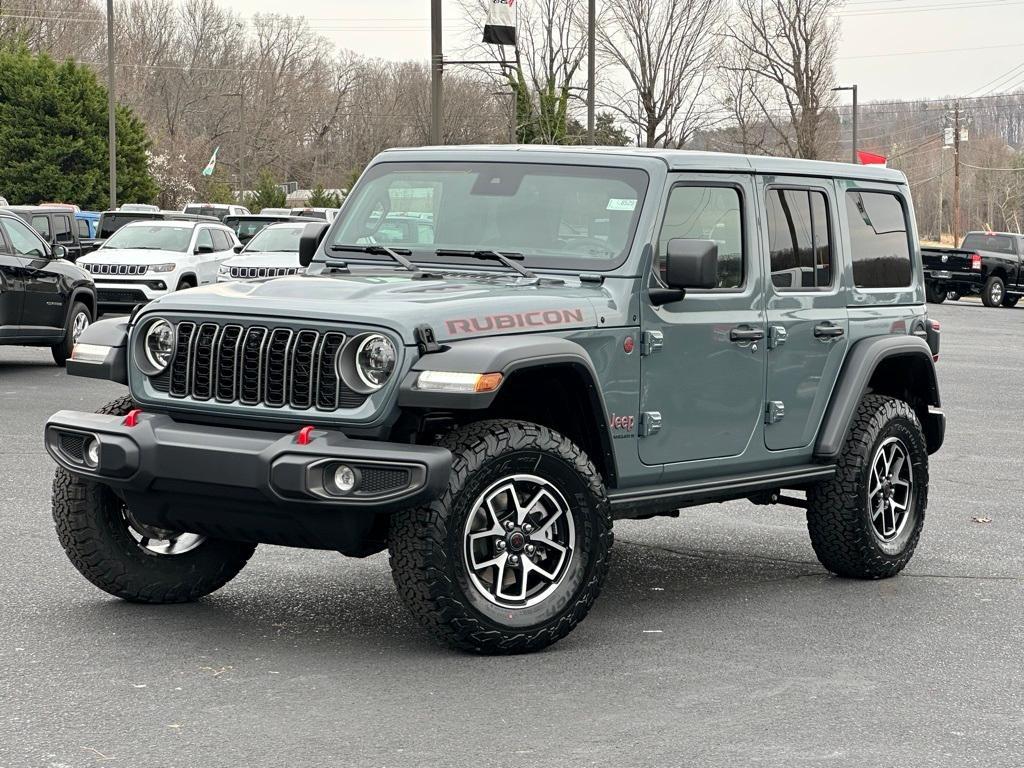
left=768, top=325, right=788, bottom=349
left=640, top=330, right=664, bottom=356
left=765, top=401, right=786, bottom=424
left=639, top=411, right=662, bottom=437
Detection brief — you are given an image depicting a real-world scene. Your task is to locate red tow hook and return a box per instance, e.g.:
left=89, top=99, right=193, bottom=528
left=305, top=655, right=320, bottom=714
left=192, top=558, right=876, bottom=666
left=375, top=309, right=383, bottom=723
left=295, top=425, right=316, bottom=445
left=123, top=408, right=143, bottom=427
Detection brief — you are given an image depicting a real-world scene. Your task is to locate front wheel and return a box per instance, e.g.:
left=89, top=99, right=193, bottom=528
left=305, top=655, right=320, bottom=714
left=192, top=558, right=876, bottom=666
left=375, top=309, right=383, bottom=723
left=1003, top=294, right=1020, bottom=308
left=806, top=394, right=928, bottom=579
left=982, top=276, right=1006, bottom=307
left=388, top=420, right=612, bottom=654
left=52, top=396, right=256, bottom=602
left=51, top=301, right=91, bottom=366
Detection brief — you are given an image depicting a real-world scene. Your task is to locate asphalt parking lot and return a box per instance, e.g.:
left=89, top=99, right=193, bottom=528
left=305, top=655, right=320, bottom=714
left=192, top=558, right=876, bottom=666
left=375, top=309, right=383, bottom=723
left=1, top=299, right=1022, bottom=768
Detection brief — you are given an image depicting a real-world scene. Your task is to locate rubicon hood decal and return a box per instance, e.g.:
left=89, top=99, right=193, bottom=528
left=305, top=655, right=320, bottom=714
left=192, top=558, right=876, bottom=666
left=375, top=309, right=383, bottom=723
left=445, top=308, right=587, bottom=336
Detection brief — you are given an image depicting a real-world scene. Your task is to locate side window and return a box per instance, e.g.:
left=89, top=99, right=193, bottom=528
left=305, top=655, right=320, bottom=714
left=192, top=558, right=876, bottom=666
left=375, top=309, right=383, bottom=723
left=31, top=215, right=51, bottom=240
left=658, top=185, right=743, bottom=289
left=211, top=229, right=230, bottom=251
left=77, top=219, right=91, bottom=238
left=846, top=191, right=912, bottom=288
left=54, top=215, right=74, bottom=243
left=1, top=217, right=48, bottom=258
left=195, top=228, right=214, bottom=252
left=766, top=188, right=833, bottom=290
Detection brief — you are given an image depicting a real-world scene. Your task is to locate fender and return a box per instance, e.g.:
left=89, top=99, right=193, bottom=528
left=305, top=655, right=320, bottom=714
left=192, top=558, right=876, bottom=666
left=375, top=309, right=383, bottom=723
left=66, top=315, right=129, bottom=384
left=815, top=334, right=943, bottom=460
left=68, top=285, right=97, bottom=322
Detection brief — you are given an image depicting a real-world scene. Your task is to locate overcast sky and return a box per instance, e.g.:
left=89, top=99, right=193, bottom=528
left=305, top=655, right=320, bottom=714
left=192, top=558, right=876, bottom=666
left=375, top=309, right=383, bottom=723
left=219, top=0, right=1024, bottom=105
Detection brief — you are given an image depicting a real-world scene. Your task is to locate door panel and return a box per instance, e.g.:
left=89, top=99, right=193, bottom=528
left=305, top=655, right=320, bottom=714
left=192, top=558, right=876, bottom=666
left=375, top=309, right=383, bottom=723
left=0, top=254, right=26, bottom=328
left=760, top=178, right=848, bottom=451
left=0, top=217, right=65, bottom=329
left=639, top=176, right=766, bottom=466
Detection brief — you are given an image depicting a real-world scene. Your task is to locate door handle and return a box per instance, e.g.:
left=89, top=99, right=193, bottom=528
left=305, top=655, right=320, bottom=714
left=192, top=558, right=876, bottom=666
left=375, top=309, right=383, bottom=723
left=814, top=322, right=845, bottom=339
left=730, top=326, right=766, bottom=343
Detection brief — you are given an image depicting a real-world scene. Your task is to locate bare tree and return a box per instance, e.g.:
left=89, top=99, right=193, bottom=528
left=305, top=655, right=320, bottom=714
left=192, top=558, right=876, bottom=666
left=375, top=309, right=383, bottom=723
left=727, top=0, right=839, bottom=159
left=599, top=0, right=724, bottom=148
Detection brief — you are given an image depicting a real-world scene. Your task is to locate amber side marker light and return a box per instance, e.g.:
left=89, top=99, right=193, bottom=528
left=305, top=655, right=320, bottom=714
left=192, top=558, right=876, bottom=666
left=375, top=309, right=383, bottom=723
left=416, top=371, right=504, bottom=393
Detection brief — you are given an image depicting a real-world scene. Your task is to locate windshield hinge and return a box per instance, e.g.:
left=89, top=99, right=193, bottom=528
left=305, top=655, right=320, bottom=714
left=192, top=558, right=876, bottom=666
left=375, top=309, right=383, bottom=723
left=414, top=324, right=442, bottom=355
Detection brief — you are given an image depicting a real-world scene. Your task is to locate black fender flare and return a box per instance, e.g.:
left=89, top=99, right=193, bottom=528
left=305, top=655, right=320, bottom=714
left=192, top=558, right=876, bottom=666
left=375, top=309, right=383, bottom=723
left=398, top=335, right=616, bottom=478
left=815, top=334, right=943, bottom=459
left=68, top=285, right=97, bottom=320
left=66, top=315, right=130, bottom=384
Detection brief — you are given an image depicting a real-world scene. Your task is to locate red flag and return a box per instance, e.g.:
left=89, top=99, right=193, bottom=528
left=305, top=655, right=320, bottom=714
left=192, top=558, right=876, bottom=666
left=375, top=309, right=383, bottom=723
left=857, top=150, right=887, bottom=166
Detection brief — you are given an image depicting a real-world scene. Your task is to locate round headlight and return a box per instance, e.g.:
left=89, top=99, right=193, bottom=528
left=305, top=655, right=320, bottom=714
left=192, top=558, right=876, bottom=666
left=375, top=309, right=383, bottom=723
left=355, top=334, right=396, bottom=390
left=144, top=320, right=174, bottom=372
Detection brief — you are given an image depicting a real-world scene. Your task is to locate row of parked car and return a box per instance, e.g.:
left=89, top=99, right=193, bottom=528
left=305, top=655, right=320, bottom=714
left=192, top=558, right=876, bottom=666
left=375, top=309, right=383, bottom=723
left=0, top=200, right=341, bottom=365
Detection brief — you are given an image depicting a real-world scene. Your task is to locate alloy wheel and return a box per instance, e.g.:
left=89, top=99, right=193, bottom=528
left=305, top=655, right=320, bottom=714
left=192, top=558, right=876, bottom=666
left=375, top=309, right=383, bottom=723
left=122, top=507, right=206, bottom=555
left=868, top=437, right=914, bottom=542
left=72, top=311, right=90, bottom=342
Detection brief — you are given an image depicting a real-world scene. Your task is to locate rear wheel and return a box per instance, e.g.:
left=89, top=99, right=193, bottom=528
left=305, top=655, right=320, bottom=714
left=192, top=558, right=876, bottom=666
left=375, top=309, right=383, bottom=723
left=982, top=276, right=1006, bottom=307
left=388, top=420, right=612, bottom=654
left=52, top=396, right=256, bottom=602
left=924, top=282, right=946, bottom=304
left=51, top=301, right=91, bottom=366
left=806, top=394, right=928, bottom=579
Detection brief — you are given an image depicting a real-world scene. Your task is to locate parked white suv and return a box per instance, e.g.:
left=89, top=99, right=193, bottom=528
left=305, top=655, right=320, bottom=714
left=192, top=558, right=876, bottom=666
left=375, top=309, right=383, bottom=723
left=183, top=203, right=251, bottom=221
left=78, top=220, right=240, bottom=312
left=217, top=221, right=306, bottom=282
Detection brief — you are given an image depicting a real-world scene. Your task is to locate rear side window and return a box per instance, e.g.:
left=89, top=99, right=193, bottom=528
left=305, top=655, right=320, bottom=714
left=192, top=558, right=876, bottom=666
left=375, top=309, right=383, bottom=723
left=846, top=191, right=912, bottom=288
left=54, top=215, right=73, bottom=243
left=658, top=185, right=743, bottom=289
left=766, top=188, right=832, bottom=290
left=31, top=215, right=51, bottom=239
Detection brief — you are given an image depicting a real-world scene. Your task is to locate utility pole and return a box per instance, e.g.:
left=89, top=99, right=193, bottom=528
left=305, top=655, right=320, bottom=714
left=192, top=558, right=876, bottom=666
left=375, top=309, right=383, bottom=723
left=106, top=0, right=117, bottom=209
left=954, top=101, right=962, bottom=244
left=832, top=84, right=858, bottom=163
left=587, top=0, right=595, bottom=144
left=430, top=0, right=443, bottom=146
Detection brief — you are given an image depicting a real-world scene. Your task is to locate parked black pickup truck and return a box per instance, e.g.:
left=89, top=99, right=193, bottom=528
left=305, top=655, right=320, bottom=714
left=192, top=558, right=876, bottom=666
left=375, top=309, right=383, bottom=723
left=6, top=205, right=98, bottom=262
left=921, top=245, right=982, bottom=303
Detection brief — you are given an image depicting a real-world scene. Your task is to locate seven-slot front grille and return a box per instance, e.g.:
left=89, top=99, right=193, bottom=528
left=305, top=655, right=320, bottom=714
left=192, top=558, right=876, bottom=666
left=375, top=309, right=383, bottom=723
left=229, top=266, right=301, bottom=279
left=161, top=321, right=366, bottom=411
left=84, top=263, right=148, bottom=276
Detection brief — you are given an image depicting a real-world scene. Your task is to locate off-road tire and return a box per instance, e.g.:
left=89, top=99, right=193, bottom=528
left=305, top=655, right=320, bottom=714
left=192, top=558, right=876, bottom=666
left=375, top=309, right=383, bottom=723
left=388, top=420, right=612, bottom=654
left=806, top=394, right=928, bottom=579
left=52, top=395, right=256, bottom=603
left=924, top=282, right=946, bottom=304
left=1002, top=294, right=1020, bottom=308
left=982, top=276, right=1006, bottom=307
left=51, top=301, right=91, bottom=366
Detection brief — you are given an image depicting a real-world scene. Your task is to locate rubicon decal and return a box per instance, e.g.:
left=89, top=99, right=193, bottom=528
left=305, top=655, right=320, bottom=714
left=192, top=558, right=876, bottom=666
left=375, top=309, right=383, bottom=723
left=445, top=308, right=586, bottom=336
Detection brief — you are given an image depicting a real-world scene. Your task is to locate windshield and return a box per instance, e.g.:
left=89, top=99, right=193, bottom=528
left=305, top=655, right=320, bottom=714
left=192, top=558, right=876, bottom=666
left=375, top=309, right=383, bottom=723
left=961, top=233, right=1015, bottom=255
left=184, top=205, right=228, bottom=221
left=244, top=225, right=303, bottom=253
left=328, top=162, right=648, bottom=270
left=102, top=225, right=192, bottom=252
left=226, top=217, right=280, bottom=243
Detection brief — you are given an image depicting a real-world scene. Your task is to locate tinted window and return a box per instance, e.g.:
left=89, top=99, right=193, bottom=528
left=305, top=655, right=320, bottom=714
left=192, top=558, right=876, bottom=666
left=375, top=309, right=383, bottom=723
left=1, top=217, right=48, bottom=257
left=658, top=186, right=743, bottom=289
left=846, top=191, right=912, bottom=288
left=184, top=205, right=228, bottom=221
left=767, top=189, right=832, bottom=290
left=960, top=233, right=1015, bottom=255
left=98, top=213, right=158, bottom=238
left=54, top=215, right=73, bottom=243
left=31, top=215, right=51, bottom=239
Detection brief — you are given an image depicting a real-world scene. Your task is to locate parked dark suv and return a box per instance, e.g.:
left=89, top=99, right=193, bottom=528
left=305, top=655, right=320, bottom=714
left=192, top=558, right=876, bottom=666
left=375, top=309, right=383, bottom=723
left=0, top=209, right=96, bottom=365
left=6, top=205, right=96, bottom=262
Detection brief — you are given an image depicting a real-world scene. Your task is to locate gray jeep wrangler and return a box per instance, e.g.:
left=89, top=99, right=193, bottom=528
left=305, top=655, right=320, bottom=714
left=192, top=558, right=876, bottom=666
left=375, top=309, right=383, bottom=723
left=45, top=147, right=944, bottom=654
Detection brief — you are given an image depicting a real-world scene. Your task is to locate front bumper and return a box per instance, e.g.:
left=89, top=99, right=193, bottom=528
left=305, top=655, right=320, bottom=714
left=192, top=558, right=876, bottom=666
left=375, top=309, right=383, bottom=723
left=93, top=278, right=171, bottom=308
left=44, top=410, right=452, bottom=552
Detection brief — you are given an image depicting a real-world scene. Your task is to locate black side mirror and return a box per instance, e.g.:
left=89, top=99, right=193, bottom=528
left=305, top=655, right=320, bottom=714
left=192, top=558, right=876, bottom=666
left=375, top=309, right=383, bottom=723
left=665, top=239, right=719, bottom=290
left=233, top=245, right=243, bottom=254
left=194, top=244, right=214, bottom=255
left=298, top=222, right=331, bottom=268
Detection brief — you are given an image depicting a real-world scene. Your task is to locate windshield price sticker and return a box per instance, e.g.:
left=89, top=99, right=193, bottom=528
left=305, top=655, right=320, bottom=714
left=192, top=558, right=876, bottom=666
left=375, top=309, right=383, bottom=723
left=606, top=198, right=637, bottom=211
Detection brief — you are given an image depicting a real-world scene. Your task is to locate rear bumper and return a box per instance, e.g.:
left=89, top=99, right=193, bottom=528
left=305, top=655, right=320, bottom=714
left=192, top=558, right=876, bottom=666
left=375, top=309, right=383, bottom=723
left=44, top=410, right=452, bottom=552
left=923, top=270, right=983, bottom=292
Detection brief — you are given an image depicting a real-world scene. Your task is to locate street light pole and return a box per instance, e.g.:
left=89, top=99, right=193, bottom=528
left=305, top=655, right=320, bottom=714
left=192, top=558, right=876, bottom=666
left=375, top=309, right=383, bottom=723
left=587, top=0, right=595, bottom=144
left=833, top=84, right=858, bottom=163
left=106, top=0, right=117, bottom=208
left=430, top=0, right=443, bottom=145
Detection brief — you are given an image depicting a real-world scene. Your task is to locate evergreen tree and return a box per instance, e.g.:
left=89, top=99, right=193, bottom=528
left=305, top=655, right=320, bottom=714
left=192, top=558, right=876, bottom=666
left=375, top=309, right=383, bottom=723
left=306, top=183, right=341, bottom=208
left=245, top=170, right=286, bottom=213
left=0, top=48, right=156, bottom=208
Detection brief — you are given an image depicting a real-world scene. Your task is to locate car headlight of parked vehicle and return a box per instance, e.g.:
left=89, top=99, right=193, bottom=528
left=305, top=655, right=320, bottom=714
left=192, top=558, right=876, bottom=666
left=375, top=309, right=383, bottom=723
left=337, top=333, right=397, bottom=393
left=150, top=263, right=177, bottom=273
left=143, top=319, right=174, bottom=373
left=217, top=265, right=230, bottom=277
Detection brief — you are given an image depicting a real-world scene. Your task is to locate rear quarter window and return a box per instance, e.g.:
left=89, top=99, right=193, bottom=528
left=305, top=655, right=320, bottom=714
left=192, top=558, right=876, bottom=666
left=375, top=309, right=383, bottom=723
left=845, top=190, right=912, bottom=289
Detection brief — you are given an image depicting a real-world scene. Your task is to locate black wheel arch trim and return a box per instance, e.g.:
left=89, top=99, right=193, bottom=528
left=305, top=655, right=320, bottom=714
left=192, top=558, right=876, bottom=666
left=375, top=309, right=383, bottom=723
left=68, top=285, right=97, bottom=322
left=815, top=334, right=943, bottom=460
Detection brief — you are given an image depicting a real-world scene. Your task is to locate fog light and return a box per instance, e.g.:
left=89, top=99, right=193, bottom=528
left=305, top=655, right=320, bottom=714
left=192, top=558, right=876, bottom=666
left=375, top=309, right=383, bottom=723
left=84, top=439, right=100, bottom=468
left=333, top=464, right=356, bottom=494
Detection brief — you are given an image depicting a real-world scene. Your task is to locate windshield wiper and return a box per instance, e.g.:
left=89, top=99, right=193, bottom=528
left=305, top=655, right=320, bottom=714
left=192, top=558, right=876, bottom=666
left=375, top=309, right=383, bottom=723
left=329, top=243, right=420, bottom=272
left=434, top=249, right=537, bottom=280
